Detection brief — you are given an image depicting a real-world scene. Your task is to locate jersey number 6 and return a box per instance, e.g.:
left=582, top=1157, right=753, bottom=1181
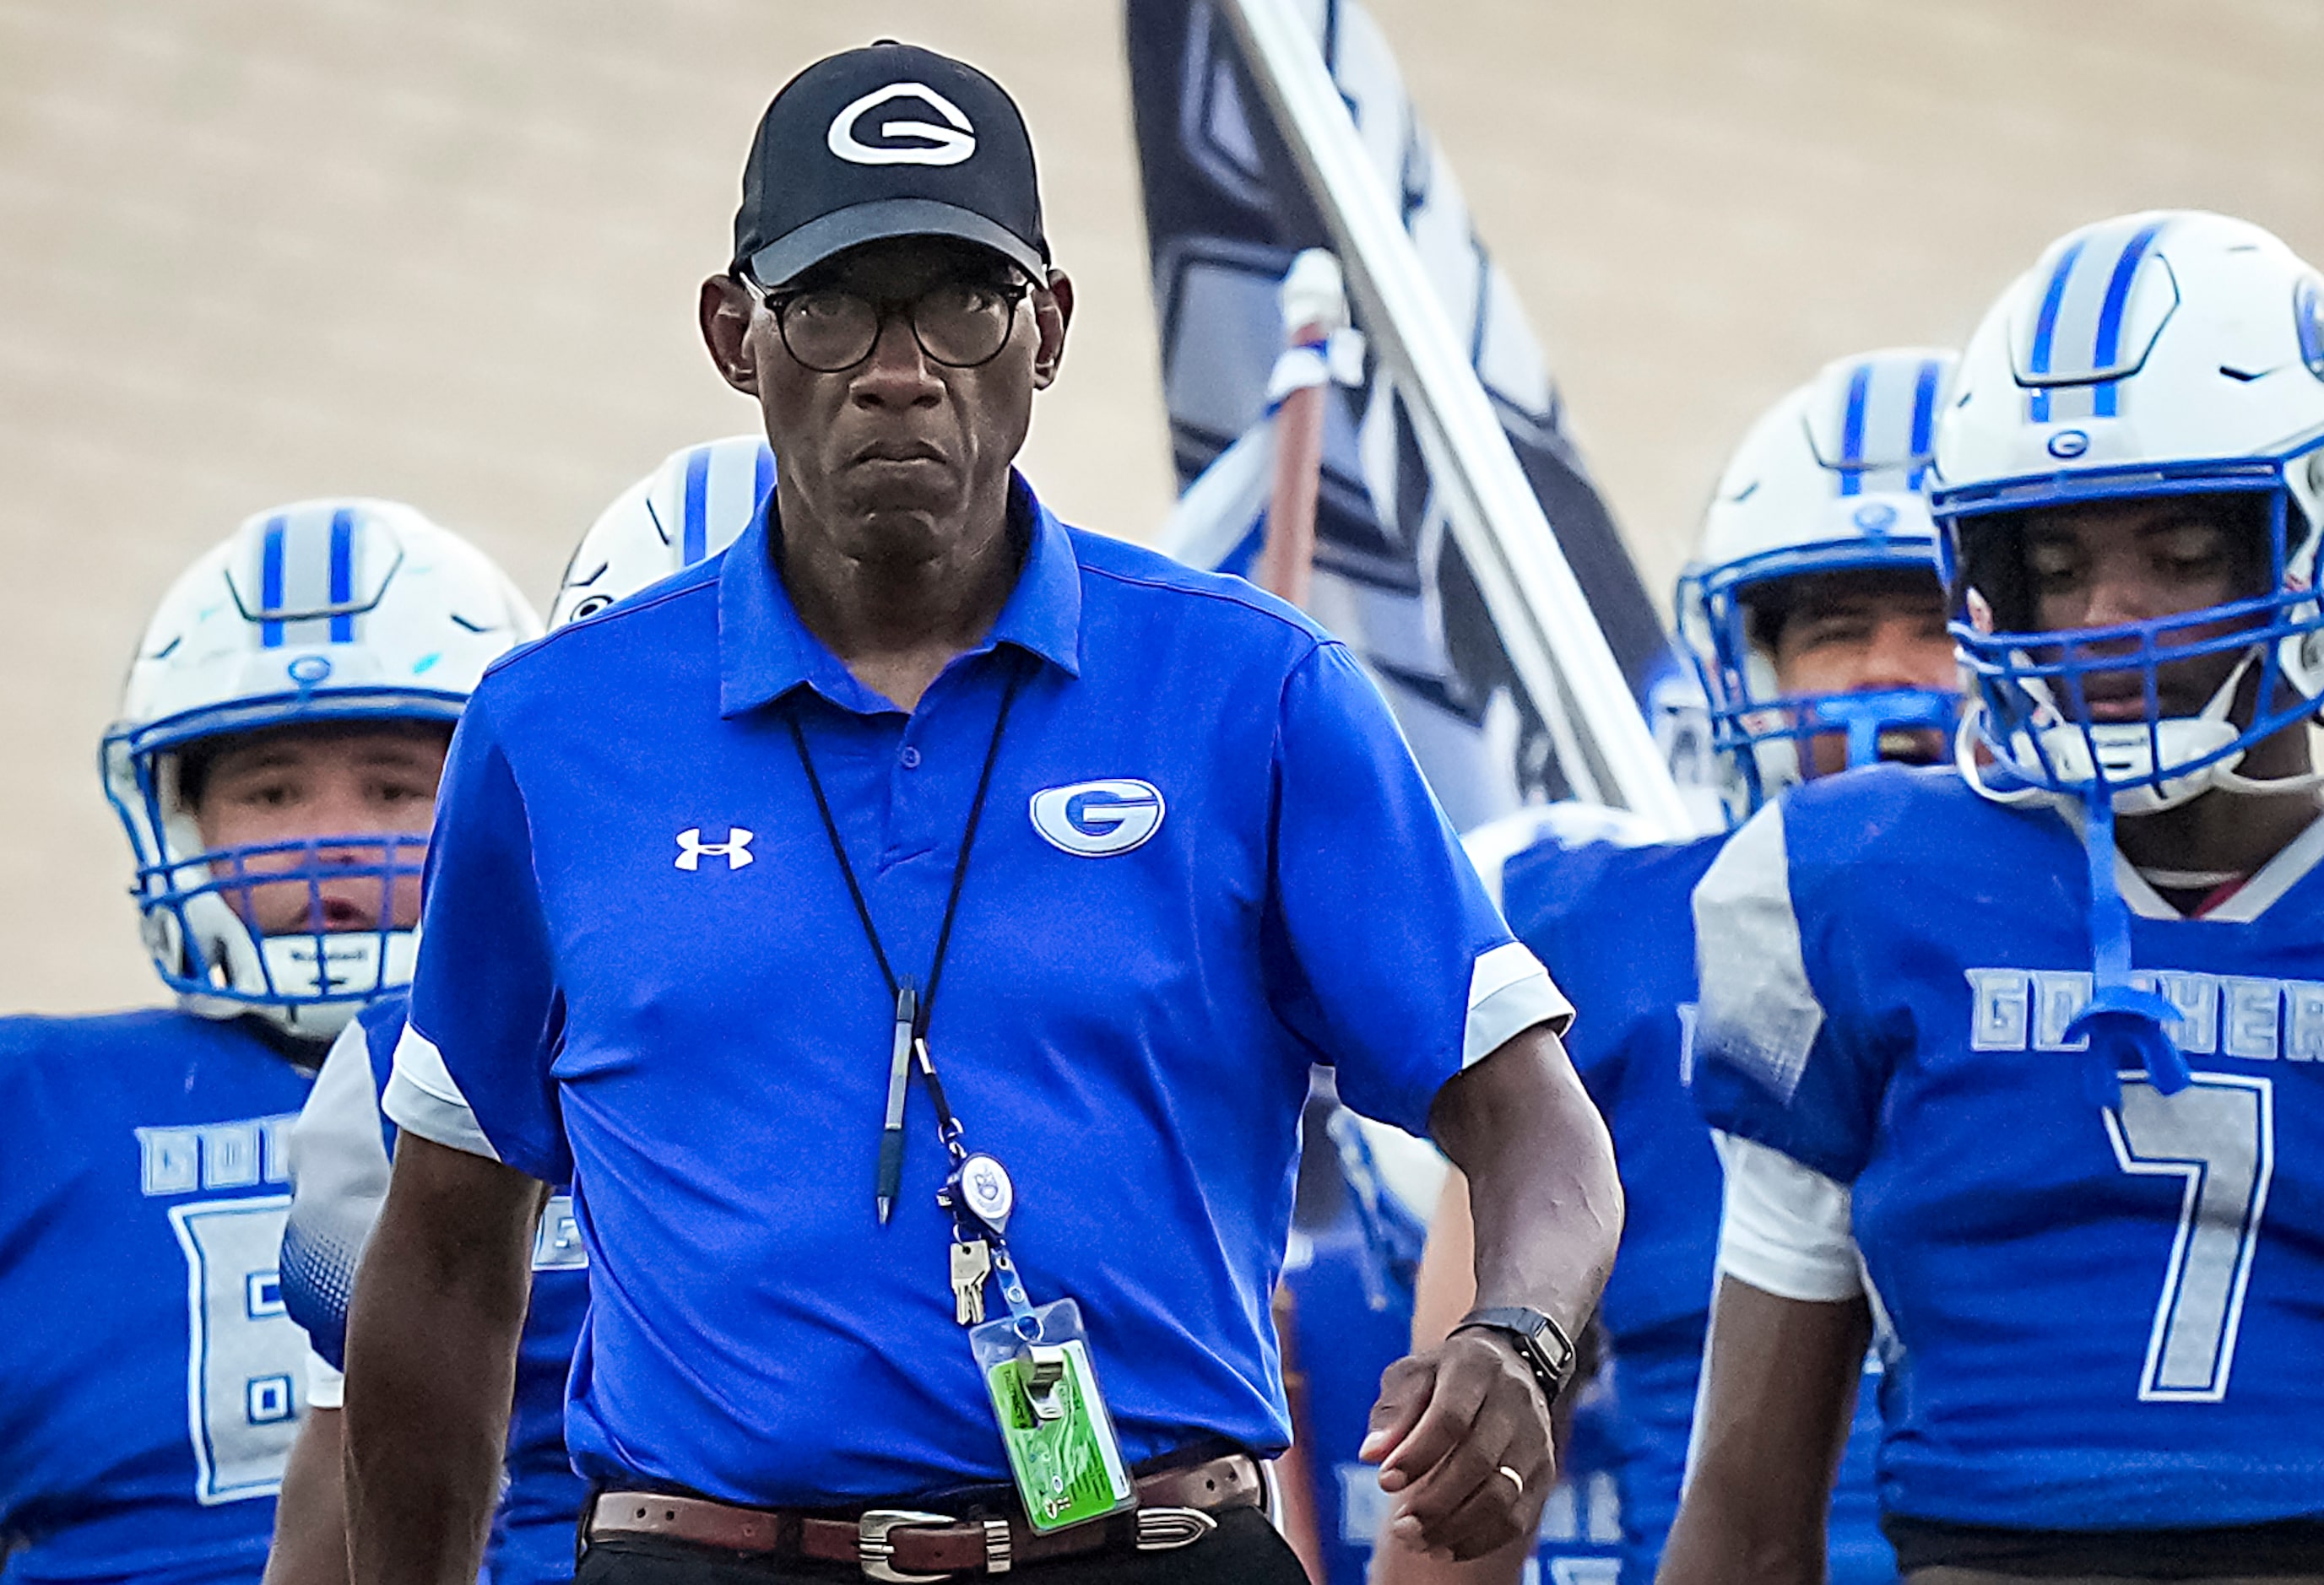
left=167, top=1197, right=308, bottom=1502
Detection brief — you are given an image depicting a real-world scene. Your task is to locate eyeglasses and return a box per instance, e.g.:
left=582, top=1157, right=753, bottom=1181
left=747, top=274, right=1034, bottom=374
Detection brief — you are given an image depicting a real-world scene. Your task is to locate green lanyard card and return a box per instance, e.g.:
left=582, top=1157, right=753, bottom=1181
left=970, top=1297, right=1135, bottom=1533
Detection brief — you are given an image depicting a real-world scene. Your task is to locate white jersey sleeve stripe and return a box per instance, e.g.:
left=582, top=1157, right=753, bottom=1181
left=382, top=1023, right=501, bottom=1163
left=1715, top=1132, right=1865, bottom=1303
left=304, top=1348, right=345, bottom=1411
left=1463, top=940, right=1574, bottom=1068
left=1693, top=801, right=1825, bottom=1104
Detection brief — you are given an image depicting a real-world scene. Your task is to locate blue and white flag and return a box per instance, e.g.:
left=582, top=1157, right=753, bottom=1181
left=1126, top=0, right=1667, bottom=829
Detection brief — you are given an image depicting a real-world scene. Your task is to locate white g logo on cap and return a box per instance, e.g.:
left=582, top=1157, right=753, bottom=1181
left=826, top=82, right=977, bottom=167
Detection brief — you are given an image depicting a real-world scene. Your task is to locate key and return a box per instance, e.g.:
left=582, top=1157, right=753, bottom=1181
left=951, top=1237, right=992, bottom=1327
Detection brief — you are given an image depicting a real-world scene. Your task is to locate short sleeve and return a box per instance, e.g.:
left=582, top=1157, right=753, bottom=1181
left=305, top=1349, right=346, bottom=1411
left=280, top=1017, right=393, bottom=1370
left=1266, top=641, right=1570, bottom=1134
left=1713, top=1133, right=1865, bottom=1303
left=1688, top=800, right=1882, bottom=1182
left=382, top=690, right=572, bottom=1182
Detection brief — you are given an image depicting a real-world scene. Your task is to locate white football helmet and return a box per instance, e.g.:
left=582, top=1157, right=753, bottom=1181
left=1936, top=210, right=2324, bottom=814
left=550, top=435, right=773, bottom=627
left=103, top=500, right=541, bottom=1040
left=1677, top=348, right=1961, bottom=824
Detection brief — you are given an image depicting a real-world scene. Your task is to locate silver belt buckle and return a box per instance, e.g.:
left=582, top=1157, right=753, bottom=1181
left=859, top=1510, right=953, bottom=1582
left=1133, top=1507, right=1219, bottom=1551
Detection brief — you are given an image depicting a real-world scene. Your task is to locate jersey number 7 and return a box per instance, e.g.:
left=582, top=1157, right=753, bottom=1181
left=2102, top=1074, right=2275, bottom=1404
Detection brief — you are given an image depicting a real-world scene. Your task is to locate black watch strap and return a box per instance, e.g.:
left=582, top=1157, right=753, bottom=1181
left=1451, top=1305, right=1577, bottom=1405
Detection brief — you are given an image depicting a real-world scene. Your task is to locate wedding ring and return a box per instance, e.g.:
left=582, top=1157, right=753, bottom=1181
left=1496, top=1463, right=1525, bottom=1496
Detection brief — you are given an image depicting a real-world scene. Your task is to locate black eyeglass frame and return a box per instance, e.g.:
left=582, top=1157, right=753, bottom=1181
left=740, top=271, right=1037, bottom=374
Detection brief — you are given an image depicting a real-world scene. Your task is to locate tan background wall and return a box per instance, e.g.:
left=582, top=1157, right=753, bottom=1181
left=2, top=0, right=2317, bottom=1014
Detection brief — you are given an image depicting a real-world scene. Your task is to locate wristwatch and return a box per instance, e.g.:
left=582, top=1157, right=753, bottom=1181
left=1451, top=1306, right=1577, bottom=1407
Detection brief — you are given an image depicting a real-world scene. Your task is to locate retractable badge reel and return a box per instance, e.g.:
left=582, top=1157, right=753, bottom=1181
left=945, top=1153, right=1136, bottom=1533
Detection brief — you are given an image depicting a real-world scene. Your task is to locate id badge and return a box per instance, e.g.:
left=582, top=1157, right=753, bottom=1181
left=969, top=1298, right=1135, bottom=1532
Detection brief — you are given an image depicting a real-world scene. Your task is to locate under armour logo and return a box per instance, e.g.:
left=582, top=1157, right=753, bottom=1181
left=826, top=82, right=977, bottom=167
left=674, top=826, right=755, bottom=871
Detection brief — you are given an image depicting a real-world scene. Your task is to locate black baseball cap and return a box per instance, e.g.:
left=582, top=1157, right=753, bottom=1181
left=733, top=41, right=1050, bottom=289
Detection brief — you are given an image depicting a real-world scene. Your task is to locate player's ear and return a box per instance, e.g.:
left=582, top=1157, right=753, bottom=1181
left=701, top=274, right=760, bottom=396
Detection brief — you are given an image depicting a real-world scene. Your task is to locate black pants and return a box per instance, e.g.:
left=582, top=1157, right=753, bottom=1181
left=575, top=1507, right=1308, bottom=1585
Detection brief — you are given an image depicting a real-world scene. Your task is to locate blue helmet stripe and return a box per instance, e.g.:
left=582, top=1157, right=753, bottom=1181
left=1907, top=358, right=1940, bottom=490
left=260, top=515, right=288, bottom=649
left=682, top=444, right=712, bottom=565
left=2027, top=236, right=2086, bottom=424
left=2089, top=219, right=2167, bottom=419
left=328, top=506, right=356, bottom=643
left=2091, top=220, right=2168, bottom=369
left=2029, top=237, right=2085, bottom=378
left=1838, top=363, right=1872, bottom=496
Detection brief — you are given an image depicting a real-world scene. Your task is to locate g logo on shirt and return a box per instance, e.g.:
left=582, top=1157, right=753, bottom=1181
left=1030, top=780, right=1164, bottom=857
left=826, top=83, right=977, bottom=167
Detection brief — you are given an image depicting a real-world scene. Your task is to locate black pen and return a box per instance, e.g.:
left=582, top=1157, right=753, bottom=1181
left=876, top=980, right=917, bottom=1223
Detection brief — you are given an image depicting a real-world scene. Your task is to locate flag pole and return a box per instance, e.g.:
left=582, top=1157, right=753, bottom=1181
left=1216, top=0, right=1690, bottom=832
left=1254, top=250, right=1346, bottom=609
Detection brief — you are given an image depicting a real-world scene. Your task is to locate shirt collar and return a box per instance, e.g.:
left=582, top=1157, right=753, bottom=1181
left=718, top=469, right=1083, bottom=719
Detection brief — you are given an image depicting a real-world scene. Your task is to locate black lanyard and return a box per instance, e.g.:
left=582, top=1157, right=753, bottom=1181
left=786, top=660, right=1027, bottom=1221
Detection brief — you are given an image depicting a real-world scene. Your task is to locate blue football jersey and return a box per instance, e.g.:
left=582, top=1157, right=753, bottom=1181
left=0, top=1010, right=315, bottom=1585
left=1693, top=766, right=2324, bottom=1530
left=1502, top=830, right=1728, bottom=1346
left=1503, top=820, right=1893, bottom=1582
left=279, top=995, right=588, bottom=1585
left=1280, top=1108, right=1623, bottom=1585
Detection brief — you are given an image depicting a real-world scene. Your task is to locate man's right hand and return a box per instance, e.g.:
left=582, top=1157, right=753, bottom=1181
left=1361, top=1327, right=1553, bottom=1561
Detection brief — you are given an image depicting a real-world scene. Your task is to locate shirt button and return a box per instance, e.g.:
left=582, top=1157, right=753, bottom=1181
left=900, top=746, right=923, bottom=770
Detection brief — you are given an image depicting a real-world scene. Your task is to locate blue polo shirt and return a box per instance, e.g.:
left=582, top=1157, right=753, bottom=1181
left=384, top=473, right=1565, bottom=1505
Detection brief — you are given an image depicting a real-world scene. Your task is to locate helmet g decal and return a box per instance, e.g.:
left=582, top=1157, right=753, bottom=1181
left=1030, top=780, right=1165, bottom=857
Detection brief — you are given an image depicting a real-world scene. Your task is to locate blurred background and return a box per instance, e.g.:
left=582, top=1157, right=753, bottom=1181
left=3, top=0, right=2318, bottom=1011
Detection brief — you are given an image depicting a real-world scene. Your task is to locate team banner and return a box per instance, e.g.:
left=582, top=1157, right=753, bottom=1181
left=1126, top=0, right=1668, bottom=829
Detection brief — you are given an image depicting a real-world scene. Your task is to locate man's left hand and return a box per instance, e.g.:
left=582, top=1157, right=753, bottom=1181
left=1360, top=1327, right=1552, bottom=1561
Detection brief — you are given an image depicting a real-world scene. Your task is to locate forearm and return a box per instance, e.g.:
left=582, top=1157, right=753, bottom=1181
left=1656, top=1420, right=1835, bottom=1585
left=344, top=1135, right=541, bottom=1585
left=1656, top=1462, right=1828, bottom=1585
left=1655, top=1278, right=1869, bottom=1585
left=263, top=1408, right=349, bottom=1585
left=1431, top=1025, right=1622, bottom=1339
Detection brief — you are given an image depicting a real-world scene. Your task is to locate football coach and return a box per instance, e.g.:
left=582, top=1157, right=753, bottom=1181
left=344, top=41, right=1620, bottom=1585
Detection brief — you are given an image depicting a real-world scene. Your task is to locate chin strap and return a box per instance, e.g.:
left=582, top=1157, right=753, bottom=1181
left=2064, top=789, right=2191, bottom=1109
left=1954, top=706, right=2045, bottom=805
left=2211, top=760, right=2324, bottom=796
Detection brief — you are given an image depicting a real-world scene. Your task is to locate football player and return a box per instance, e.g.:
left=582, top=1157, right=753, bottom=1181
left=0, top=501, right=534, bottom=1583
left=1669, top=212, right=2324, bottom=1582
left=264, top=435, right=771, bottom=1585
left=1383, top=348, right=1963, bottom=1585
